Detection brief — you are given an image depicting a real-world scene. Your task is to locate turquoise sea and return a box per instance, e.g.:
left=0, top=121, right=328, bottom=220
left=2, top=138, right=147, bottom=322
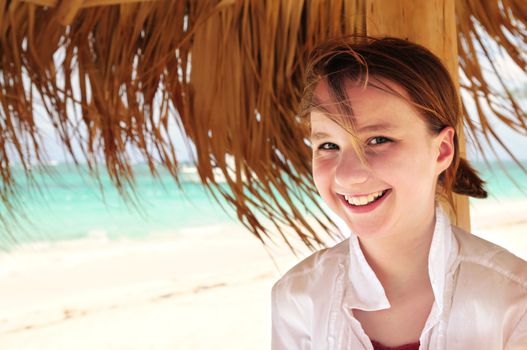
left=1, top=160, right=526, bottom=249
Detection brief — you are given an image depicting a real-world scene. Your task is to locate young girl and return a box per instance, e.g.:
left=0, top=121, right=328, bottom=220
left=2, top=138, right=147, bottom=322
left=271, top=37, right=527, bottom=350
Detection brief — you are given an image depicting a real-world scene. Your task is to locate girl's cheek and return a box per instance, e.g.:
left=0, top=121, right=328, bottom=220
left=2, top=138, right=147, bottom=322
left=368, top=144, right=408, bottom=166
left=312, top=161, right=334, bottom=188
left=312, top=154, right=336, bottom=172
left=312, top=165, right=330, bottom=185
left=367, top=151, right=396, bottom=170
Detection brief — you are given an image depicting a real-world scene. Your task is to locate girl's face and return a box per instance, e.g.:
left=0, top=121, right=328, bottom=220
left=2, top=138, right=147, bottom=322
left=310, top=79, right=454, bottom=239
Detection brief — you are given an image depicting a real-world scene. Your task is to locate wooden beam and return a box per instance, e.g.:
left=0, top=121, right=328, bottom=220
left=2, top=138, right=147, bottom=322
left=21, top=0, right=158, bottom=8
left=365, top=0, right=471, bottom=231
left=54, top=0, right=83, bottom=25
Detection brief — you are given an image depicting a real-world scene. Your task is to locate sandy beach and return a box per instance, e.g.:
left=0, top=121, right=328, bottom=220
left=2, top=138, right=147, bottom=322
left=0, top=199, right=526, bottom=349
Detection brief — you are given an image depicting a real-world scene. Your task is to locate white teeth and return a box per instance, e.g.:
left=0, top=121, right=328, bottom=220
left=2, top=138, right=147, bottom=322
left=344, top=190, right=385, bottom=206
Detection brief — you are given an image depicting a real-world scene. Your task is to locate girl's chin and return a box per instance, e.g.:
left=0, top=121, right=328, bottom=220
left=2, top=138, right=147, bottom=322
left=343, top=219, right=393, bottom=238
left=349, top=227, right=386, bottom=239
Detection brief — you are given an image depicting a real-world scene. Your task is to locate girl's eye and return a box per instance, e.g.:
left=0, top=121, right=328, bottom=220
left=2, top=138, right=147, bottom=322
left=318, top=142, right=339, bottom=151
left=368, top=136, right=391, bottom=145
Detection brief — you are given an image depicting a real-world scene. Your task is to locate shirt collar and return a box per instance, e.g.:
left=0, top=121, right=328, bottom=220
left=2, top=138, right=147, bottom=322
left=343, top=204, right=459, bottom=312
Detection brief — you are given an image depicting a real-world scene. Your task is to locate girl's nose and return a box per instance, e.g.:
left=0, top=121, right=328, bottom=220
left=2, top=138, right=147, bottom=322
left=334, top=150, right=370, bottom=187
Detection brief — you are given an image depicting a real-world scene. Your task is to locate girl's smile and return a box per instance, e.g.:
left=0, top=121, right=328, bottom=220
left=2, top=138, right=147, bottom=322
left=339, top=189, right=392, bottom=214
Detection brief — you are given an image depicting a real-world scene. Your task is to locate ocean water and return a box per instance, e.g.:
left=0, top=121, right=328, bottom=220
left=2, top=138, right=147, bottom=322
left=474, top=160, right=527, bottom=199
left=1, top=160, right=526, bottom=249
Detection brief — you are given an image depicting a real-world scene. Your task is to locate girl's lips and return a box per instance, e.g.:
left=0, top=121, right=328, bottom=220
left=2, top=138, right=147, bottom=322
left=339, top=189, right=392, bottom=214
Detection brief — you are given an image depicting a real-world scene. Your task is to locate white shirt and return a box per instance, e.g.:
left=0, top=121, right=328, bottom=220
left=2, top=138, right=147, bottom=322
left=271, top=205, right=527, bottom=349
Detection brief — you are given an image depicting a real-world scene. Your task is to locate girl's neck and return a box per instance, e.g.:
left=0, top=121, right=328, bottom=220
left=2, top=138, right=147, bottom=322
left=358, top=211, right=436, bottom=301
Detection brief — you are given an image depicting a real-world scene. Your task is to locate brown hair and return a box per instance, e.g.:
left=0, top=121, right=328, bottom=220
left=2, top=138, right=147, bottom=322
left=300, top=36, right=487, bottom=210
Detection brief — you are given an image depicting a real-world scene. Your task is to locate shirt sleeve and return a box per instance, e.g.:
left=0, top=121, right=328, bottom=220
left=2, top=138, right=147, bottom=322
left=271, top=280, right=311, bottom=350
left=505, top=309, right=527, bottom=350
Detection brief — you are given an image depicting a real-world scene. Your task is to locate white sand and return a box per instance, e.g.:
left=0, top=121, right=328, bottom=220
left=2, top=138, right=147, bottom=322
left=469, top=198, right=527, bottom=260
left=0, top=199, right=525, bottom=349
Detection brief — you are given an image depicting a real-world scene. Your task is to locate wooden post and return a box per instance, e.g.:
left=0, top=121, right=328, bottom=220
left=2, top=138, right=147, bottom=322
left=365, top=0, right=471, bottom=231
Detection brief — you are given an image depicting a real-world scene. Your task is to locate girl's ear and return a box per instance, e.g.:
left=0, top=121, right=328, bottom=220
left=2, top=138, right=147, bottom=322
left=435, top=126, right=455, bottom=175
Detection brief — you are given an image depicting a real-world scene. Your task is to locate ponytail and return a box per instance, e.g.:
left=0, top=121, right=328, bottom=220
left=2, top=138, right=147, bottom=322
left=452, top=158, right=487, bottom=198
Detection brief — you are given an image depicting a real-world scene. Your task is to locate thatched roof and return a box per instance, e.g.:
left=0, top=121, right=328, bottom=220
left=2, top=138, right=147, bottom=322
left=1, top=0, right=526, bottom=250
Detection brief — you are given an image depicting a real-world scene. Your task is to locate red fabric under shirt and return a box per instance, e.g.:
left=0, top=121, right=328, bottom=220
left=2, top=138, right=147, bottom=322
left=370, top=340, right=420, bottom=350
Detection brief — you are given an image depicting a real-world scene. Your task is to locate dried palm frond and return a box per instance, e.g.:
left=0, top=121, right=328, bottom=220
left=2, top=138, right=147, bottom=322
left=456, top=0, right=527, bottom=171
left=0, top=0, right=525, bottom=250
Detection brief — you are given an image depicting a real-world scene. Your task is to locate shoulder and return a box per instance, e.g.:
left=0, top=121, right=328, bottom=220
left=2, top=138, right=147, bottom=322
left=452, top=225, right=527, bottom=291
left=270, top=241, right=350, bottom=349
left=450, top=226, right=527, bottom=344
left=272, top=238, right=349, bottom=296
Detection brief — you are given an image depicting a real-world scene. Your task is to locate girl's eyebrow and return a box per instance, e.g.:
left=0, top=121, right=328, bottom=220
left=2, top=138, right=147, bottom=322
left=310, top=131, right=330, bottom=140
left=311, top=123, right=396, bottom=139
left=357, top=122, right=397, bottom=132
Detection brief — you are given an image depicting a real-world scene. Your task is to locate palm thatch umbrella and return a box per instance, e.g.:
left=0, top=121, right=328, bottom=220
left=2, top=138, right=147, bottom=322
left=1, top=0, right=526, bottom=251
